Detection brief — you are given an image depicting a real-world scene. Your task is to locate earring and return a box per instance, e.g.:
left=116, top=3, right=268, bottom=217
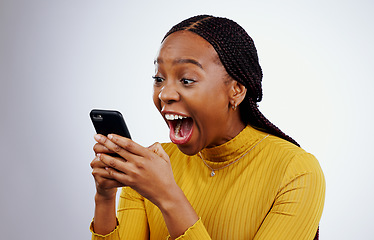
left=231, top=102, right=237, bottom=111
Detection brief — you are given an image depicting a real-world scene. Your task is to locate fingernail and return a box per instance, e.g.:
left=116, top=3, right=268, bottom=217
left=94, top=134, right=101, bottom=141
left=108, top=134, right=113, bottom=140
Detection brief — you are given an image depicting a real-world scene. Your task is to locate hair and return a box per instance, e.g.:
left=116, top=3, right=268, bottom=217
left=162, top=15, right=300, bottom=147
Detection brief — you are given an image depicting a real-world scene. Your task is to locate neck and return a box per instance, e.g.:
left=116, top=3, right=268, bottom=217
left=206, top=111, right=246, bottom=148
left=199, top=125, right=265, bottom=163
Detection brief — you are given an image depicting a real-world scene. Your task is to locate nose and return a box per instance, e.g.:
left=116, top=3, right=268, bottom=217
left=158, top=82, right=180, bottom=104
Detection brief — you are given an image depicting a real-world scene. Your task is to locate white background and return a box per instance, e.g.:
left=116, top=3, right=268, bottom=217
left=1, top=0, right=373, bottom=239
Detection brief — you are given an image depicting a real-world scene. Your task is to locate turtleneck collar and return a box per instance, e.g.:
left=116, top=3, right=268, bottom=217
left=198, top=125, right=267, bottom=163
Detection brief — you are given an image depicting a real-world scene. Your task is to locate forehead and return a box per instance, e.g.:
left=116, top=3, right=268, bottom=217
left=156, top=31, right=220, bottom=68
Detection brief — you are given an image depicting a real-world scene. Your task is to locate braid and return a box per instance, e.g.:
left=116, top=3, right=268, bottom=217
left=163, top=15, right=300, bottom=147
left=243, top=99, right=299, bottom=146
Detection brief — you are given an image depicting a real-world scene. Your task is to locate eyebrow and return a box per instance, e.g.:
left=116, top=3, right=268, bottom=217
left=154, top=58, right=204, bottom=70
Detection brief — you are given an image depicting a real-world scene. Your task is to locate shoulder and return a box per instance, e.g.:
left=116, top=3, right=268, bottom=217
left=258, top=133, right=323, bottom=174
left=263, top=134, right=315, bottom=161
left=262, top=134, right=325, bottom=184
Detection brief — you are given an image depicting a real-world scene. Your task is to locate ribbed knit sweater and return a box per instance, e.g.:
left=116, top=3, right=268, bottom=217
left=91, top=125, right=325, bottom=239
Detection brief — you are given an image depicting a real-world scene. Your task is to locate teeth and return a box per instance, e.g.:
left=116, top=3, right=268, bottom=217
left=175, top=120, right=182, bottom=135
left=165, top=114, right=187, bottom=121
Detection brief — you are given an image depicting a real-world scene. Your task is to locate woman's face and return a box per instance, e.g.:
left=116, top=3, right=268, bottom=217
left=153, top=31, right=241, bottom=155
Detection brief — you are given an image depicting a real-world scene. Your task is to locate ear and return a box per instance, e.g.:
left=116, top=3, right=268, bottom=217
left=229, top=81, right=247, bottom=108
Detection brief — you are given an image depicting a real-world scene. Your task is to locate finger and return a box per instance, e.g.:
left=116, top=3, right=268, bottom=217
left=97, top=153, right=129, bottom=174
left=148, top=142, right=169, bottom=162
left=95, top=134, right=149, bottom=162
left=92, top=164, right=126, bottom=188
left=94, top=134, right=129, bottom=158
left=93, top=142, right=113, bottom=155
left=104, top=165, right=133, bottom=187
left=92, top=166, right=115, bottom=180
left=91, top=155, right=106, bottom=169
left=94, top=173, right=124, bottom=189
left=91, top=154, right=120, bottom=169
left=107, top=134, right=145, bottom=157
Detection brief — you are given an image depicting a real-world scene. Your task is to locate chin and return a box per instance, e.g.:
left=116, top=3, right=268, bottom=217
left=175, top=143, right=200, bottom=156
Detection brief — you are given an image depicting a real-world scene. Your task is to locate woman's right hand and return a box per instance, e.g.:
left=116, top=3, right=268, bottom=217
left=90, top=142, right=124, bottom=200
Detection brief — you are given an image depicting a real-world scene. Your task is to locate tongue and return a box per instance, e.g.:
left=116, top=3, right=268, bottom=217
left=179, top=118, right=193, bottom=137
left=170, top=118, right=193, bottom=144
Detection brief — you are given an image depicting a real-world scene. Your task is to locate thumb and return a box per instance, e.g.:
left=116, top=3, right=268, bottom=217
left=148, top=142, right=169, bottom=161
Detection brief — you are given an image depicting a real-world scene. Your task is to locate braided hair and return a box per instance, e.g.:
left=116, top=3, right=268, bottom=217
left=162, top=15, right=300, bottom=147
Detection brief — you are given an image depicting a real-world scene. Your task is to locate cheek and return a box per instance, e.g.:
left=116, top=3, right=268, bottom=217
left=201, top=85, right=229, bottom=108
left=189, top=90, right=228, bottom=122
left=198, top=87, right=230, bottom=119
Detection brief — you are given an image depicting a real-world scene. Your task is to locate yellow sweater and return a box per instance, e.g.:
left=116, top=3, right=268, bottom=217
left=91, top=126, right=325, bottom=240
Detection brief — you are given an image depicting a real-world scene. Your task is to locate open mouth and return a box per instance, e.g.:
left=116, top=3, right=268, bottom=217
left=165, top=113, right=194, bottom=145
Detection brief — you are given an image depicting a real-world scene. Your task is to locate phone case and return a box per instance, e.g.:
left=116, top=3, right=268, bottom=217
left=90, top=109, right=131, bottom=139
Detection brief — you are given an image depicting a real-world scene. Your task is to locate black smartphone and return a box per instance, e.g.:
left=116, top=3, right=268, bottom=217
left=90, top=109, right=132, bottom=139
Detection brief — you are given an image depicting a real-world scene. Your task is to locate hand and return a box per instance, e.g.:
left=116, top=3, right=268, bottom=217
left=93, top=134, right=199, bottom=238
left=93, top=134, right=178, bottom=207
left=90, top=141, right=124, bottom=200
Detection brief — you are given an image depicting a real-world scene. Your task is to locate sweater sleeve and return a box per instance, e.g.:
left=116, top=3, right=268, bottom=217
left=91, top=187, right=149, bottom=240
left=254, top=153, right=325, bottom=240
left=165, top=218, right=211, bottom=240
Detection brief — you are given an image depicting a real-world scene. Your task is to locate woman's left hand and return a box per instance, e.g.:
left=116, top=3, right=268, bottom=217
left=93, top=134, right=177, bottom=207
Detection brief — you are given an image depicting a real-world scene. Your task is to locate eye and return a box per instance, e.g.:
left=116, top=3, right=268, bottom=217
left=152, top=76, right=164, bottom=83
left=181, top=78, right=195, bottom=85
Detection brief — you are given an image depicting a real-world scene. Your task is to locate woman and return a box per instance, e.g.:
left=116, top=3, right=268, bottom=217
left=90, top=15, right=325, bottom=240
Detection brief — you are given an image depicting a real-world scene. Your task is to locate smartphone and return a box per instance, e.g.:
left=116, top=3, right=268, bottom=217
left=90, top=109, right=132, bottom=139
